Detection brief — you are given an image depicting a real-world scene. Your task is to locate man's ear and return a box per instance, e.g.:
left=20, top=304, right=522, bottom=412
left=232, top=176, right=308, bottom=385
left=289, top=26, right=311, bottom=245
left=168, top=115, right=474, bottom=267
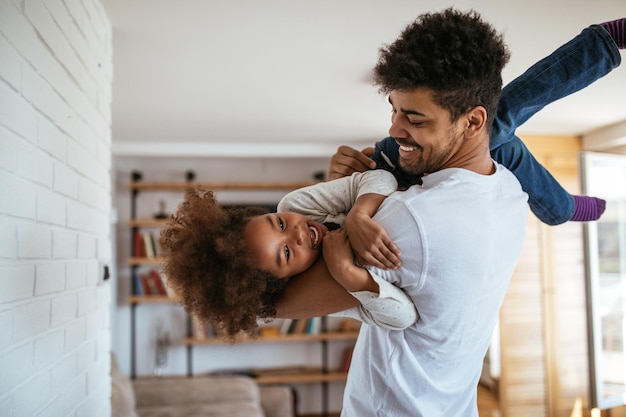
left=463, top=106, right=487, bottom=138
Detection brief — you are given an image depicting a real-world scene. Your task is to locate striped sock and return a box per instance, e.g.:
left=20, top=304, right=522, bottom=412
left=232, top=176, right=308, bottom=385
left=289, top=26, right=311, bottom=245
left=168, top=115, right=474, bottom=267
left=601, top=18, right=626, bottom=49
left=570, top=195, right=606, bottom=222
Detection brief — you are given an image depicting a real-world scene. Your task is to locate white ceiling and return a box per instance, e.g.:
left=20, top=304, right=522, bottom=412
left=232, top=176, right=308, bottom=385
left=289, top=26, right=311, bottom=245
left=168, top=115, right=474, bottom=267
left=103, top=0, right=626, bottom=158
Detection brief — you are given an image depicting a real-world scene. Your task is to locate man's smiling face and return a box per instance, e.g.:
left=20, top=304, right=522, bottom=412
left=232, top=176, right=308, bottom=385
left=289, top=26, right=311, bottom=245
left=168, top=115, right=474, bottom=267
left=388, top=88, right=466, bottom=177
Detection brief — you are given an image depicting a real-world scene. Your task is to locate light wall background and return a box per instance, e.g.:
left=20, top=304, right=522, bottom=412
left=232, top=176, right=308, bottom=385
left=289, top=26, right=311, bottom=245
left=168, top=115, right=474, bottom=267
left=0, top=1, right=113, bottom=416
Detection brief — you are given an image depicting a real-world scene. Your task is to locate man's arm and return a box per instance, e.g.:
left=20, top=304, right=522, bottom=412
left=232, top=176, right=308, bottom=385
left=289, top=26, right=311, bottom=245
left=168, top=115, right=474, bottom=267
left=274, top=257, right=359, bottom=319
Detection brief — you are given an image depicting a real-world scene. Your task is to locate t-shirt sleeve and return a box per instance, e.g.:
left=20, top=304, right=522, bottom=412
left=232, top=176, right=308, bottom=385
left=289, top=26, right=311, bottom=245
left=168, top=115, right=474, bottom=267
left=330, top=275, right=418, bottom=330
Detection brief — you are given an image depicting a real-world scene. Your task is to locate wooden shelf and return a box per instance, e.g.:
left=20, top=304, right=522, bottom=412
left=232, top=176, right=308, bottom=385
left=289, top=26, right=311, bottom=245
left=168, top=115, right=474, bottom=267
left=255, top=371, right=348, bottom=385
left=128, top=257, right=163, bottom=266
left=128, top=181, right=317, bottom=191
left=128, top=295, right=174, bottom=304
left=129, top=219, right=169, bottom=228
left=185, top=331, right=359, bottom=345
left=131, top=371, right=348, bottom=386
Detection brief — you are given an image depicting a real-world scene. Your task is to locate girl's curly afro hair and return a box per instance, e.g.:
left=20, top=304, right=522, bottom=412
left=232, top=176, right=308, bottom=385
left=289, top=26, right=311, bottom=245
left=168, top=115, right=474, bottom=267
left=160, top=188, right=286, bottom=340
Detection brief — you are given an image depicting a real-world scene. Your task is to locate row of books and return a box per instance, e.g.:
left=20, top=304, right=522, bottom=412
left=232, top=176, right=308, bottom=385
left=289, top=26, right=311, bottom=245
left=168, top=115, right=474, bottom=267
left=132, top=268, right=174, bottom=297
left=278, top=317, right=322, bottom=336
left=133, top=230, right=164, bottom=258
left=189, top=317, right=325, bottom=341
left=190, top=315, right=218, bottom=339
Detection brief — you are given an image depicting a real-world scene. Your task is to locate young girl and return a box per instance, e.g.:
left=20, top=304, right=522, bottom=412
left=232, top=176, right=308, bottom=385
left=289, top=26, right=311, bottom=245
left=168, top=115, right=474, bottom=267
left=160, top=170, right=416, bottom=340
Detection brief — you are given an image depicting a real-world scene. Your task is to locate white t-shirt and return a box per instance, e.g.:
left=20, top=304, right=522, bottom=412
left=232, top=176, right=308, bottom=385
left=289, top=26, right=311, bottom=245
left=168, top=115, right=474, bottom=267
left=342, top=164, right=528, bottom=417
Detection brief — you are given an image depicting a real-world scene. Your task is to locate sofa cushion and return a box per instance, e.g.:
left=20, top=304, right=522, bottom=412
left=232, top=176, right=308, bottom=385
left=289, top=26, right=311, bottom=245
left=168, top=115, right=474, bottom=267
left=132, top=376, right=261, bottom=408
left=259, top=386, right=295, bottom=417
left=135, top=402, right=265, bottom=417
left=111, top=354, right=139, bottom=417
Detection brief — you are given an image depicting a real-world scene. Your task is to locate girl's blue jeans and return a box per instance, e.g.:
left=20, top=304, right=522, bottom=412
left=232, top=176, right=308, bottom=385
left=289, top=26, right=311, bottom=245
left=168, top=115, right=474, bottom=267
left=491, top=24, right=621, bottom=225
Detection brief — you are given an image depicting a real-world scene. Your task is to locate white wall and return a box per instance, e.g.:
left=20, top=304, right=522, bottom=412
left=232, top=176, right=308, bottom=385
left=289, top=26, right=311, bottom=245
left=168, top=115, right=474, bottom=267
left=0, top=1, right=112, bottom=416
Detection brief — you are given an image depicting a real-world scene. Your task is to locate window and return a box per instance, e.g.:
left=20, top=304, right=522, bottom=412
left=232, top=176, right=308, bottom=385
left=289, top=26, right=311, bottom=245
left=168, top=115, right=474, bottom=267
left=581, top=152, right=626, bottom=410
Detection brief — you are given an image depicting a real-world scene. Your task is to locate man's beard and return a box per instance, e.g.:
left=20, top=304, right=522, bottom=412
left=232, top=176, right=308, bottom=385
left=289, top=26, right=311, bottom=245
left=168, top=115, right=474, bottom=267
left=397, top=146, right=428, bottom=177
left=397, top=128, right=460, bottom=176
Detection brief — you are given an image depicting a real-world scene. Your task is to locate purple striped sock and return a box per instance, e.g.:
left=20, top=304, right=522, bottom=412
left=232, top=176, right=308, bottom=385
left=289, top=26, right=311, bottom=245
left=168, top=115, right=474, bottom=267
left=601, top=18, right=626, bottom=49
left=570, top=195, right=606, bottom=222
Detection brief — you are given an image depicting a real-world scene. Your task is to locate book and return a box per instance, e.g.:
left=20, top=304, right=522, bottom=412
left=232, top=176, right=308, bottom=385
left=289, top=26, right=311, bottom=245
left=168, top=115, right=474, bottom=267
left=139, top=273, right=153, bottom=295
left=152, top=231, right=164, bottom=257
left=190, top=315, right=217, bottom=339
left=292, top=318, right=309, bottom=334
left=143, top=232, right=156, bottom=258
left=133, top=231, right=145, bottom=257
left=150, top=269, right=168, bottom=295
left=306, top=317, right=321, bottom=335
left=191, top=315, right=207, bottom=339
left=279, top=319, right=293, bottom=335
left=132, top=271, right=144, bottom=295
left=287, top=319, right=300, bottom=334
left=158, top=272, right=177, bottom=298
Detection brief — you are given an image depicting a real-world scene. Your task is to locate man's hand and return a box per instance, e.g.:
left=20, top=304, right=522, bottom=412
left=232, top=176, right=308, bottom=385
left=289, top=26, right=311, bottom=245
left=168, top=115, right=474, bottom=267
left=328, top=146, right=376, bottom=180
left=345, top=209, right=401, bottom=270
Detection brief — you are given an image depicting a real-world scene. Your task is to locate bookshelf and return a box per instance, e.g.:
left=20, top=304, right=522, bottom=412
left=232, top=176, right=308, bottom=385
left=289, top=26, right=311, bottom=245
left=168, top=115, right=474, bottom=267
left=126, top=171, right=355, bottom=416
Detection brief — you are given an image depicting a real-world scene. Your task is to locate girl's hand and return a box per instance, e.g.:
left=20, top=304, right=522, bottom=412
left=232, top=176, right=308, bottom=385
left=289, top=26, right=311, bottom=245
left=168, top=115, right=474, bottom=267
left=322, top=229, right=377, bottom=293
left=322, top=229, right=354, bottom=277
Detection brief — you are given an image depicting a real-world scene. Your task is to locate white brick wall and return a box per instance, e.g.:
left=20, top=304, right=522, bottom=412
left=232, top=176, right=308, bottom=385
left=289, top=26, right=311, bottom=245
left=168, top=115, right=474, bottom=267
left=0, top=1, right=112, bottom=416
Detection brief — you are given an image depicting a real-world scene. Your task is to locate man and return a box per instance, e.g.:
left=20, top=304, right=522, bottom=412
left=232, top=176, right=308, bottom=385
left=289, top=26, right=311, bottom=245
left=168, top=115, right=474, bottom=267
left=276, top=8, right=528, bottom=416
left=328, top=20, right=623, bottom=227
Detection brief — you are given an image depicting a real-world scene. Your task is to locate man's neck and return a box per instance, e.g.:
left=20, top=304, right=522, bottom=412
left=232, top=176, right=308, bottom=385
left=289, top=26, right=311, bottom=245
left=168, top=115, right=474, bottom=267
left=443, top=135, right=494, bottom=175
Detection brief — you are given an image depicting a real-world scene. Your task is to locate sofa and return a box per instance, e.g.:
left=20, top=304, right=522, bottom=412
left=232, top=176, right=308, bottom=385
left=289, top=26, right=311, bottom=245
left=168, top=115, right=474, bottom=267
left=111, top=354, right=294, bottom=417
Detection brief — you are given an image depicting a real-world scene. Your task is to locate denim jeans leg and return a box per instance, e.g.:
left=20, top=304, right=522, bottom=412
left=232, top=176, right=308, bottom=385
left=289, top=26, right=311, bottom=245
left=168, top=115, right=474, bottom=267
left=491, top=138, right=574, bottom=225
left=491, top=25, right=621, bottom=225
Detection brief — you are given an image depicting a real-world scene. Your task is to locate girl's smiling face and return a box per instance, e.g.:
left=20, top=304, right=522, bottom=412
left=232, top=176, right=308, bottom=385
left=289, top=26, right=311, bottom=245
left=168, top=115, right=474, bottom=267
left=244, top=212, right=328, bottom=280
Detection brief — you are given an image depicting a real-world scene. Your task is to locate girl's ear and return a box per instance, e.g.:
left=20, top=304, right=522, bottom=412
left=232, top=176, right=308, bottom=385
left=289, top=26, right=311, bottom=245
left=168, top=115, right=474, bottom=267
left=464, top=106, right=487, bottom=138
